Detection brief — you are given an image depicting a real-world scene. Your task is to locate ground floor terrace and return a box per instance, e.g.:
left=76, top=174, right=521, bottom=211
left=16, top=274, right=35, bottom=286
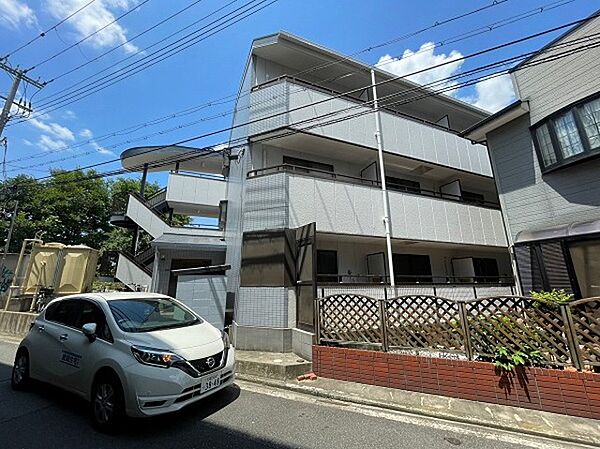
left=314, top=233, right=514, bottom=297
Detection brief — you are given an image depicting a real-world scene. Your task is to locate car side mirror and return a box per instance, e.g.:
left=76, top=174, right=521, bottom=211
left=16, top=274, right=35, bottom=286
left=82, top=323, right=97, bottom=343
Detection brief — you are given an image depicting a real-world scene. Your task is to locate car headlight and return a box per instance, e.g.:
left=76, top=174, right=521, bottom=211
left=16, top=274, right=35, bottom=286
left=222, top=330, right=230, bottom=348
left=131, top=346, right=184, bottom=368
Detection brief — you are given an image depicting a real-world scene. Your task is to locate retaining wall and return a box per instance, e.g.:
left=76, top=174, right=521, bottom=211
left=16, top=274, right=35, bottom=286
left=313, top=345, right=600, bottom=420
left=0, top=311, right=36, bottom=338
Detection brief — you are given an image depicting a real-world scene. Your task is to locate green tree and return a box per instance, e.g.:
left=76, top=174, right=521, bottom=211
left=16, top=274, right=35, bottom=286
left=0, top=169, right=111, bottom=251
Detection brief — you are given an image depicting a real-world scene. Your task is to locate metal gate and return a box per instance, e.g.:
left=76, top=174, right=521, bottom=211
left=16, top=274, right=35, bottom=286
left=295, top=222, right=316, bottom=331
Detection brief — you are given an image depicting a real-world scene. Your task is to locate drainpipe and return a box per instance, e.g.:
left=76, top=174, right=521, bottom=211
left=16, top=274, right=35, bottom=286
left=139, top=163, right=149, bottom=197
left=371, top=69, right=395, bottom=289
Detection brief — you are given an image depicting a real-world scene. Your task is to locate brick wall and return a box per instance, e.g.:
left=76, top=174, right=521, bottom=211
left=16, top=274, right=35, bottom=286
left=313, top=345, right=600, bottom=419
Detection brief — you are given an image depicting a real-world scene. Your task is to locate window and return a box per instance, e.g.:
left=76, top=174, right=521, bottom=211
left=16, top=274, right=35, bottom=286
left=386, top=176, right=421, bottom=194
left=283, top=156, right=333, bottom=172
left=580, top=98, right=600, bottom=149
left=47, top=299, right=83, bottom=328
left=553, top=111, right=584, bottom=158
left=392, top=253, right=432, bottom=283
left=316, top=250, right=338, bottom=282
left=532, top=93, right=600, bottom=172
left=108, top=297, right=200, bottom=333
left=461, top=190, right=485, bottom=206
left=568, top=239, right=600, bottom=298
left=472, top=258, right=499, bottom=283
left=535, top=124, right=557, bottom=166
left=77, top=301, right=113, bottom=342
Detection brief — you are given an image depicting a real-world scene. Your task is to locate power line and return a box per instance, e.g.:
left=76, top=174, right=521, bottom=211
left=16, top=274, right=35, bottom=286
left=10, top=19, right=600, bottom=188
left=3, top=0, right=99, bottom=58
left=24, top=0, right=512, bottom=119
left=28, top=0, right=153, bottom=71
left=5, top=11, right=598, bottom=179
left=46, top=0, right=209, bottom=84
left=4, top=0, right=570, bottom=143
left=32, top=0, right=261, bottom=108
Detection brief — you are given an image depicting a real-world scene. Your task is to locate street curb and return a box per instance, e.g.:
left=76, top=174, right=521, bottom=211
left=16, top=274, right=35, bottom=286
left=236, top=373, right=600, bottom=447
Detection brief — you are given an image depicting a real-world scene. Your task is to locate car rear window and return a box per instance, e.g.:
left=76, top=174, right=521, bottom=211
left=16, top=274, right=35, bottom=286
left=108, top=297, right=201, bottom=332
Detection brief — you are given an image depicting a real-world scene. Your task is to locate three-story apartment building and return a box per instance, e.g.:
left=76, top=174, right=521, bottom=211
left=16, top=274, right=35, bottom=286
left=225, top=33, right=513, bottom=359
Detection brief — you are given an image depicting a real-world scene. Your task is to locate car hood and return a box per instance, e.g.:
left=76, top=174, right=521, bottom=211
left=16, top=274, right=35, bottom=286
left=124, top=321, right=223, bottom=359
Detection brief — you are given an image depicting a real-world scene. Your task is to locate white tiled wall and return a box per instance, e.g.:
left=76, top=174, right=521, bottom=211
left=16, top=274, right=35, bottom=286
left=235, top=287, right=289, bottom=327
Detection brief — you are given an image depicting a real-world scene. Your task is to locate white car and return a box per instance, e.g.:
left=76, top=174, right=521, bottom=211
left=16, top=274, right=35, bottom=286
left=11, top=292, right=235, bottom=431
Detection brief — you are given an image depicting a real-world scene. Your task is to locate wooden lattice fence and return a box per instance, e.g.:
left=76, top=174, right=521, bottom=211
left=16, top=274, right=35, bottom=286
left=316, top=294, right=600, bottom=370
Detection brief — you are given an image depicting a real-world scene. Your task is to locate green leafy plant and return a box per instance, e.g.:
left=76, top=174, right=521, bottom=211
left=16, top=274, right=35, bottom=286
left=530, top=289, right=573, bottom=307
left=494, top=344, right=542, bottom=371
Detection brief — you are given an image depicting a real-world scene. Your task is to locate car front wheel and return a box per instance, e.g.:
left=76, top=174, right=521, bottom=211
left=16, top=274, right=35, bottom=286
left=91, top=374, right=125, bottom=433
left=11, top=349, right=30, bottom=391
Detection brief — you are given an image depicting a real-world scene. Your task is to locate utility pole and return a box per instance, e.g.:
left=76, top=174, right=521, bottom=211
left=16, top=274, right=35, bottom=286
left=370, top=69, right=396, bottom=289
left=0, top=59, right=43, bottom=140
left=0, top=200, right=18, bottom=274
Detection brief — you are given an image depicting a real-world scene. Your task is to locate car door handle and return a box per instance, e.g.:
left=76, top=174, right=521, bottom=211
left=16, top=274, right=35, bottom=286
left=38, top=325, right=45, bottom=332
left=59, top=334, right=69, bottom=341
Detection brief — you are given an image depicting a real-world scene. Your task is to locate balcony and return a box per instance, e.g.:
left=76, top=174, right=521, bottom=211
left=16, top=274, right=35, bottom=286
left=166, top=172, right=227, bottom=217
left=249, top=77, right=492, bottom=177
left=246, top=165, right=507, bottom=247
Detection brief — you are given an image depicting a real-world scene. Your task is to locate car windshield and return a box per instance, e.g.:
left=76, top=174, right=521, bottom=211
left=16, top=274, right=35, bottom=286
left=108, top=297, right=200, bottom=332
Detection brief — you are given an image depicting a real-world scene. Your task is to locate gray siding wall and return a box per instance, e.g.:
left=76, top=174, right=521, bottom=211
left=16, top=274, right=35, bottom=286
left=513, top=18, right=600, bottom=124
left=487, top=115, right=600, bottom=242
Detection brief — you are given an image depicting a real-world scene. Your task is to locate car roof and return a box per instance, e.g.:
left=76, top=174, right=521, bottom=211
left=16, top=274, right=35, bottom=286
left=53, top=292, right=171, bottom=303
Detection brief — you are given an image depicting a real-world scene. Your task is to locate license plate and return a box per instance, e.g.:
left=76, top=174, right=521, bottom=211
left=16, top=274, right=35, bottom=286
left=200, top=372, right=221, bottom=393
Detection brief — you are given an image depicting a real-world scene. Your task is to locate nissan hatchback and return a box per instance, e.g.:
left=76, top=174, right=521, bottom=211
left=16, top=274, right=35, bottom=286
left=11, top=292, right=235, bottom=431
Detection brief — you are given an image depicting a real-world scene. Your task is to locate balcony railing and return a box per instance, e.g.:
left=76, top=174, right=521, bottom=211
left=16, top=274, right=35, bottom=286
left=251, top=75, right=462, bottom=134
left=315, top=273, right=514, bottom=285
left=248, top=164, right=501, bottom=210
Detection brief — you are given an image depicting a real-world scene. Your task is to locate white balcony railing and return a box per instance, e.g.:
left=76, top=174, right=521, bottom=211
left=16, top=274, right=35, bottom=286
left=249, top=77, right=492, bottom=177
left=166, top=172, right=226, bottom=217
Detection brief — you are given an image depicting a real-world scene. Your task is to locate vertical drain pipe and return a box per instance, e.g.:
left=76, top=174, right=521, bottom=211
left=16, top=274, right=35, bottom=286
left=370, top=69, right=395, bottom=290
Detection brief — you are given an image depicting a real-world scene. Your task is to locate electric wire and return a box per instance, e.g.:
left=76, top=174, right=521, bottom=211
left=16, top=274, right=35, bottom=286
left=2, top=0, right=99, bottom=59
left=8, top=20, right=600, bottom=187
left=4, top=0, right=575, bottom=162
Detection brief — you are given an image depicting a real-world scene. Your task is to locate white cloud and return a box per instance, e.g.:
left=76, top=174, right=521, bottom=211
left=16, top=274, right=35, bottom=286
left=377, top=42, right=516, bottom=113
left=37, top=134, right=68, bottom=151
left=79, top=128, right=93, bottom=138
left=62, top=110, right=77, bottom=119
left=30, top=117, right=75, bottom=141
left=461, top=74, right=516, bottom=113
left=45, top=0, right=140, bottom=53
left=79, top=128, right=115, bottom=155
left=23, top=139, right=33, bottom=146
left=377, top=42, right=464, bottom=94
left=0, top=0, right=37, bottom=29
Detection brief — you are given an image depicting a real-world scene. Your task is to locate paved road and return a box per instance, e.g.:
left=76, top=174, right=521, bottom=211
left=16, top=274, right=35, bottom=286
left=0, top=339, right=587, bottom=449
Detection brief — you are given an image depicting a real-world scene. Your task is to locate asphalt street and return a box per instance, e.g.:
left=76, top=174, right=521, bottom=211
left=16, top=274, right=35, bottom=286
left=0, top=339, right=588, bottom=449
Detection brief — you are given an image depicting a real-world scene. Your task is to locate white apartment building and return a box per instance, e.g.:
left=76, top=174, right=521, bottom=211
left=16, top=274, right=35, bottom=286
left=112, top=33, right=513, bottom=360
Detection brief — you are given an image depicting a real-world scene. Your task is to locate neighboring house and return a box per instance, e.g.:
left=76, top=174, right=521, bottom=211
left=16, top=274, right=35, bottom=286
left=224, top=32, right=512, bottom=359
left=110, top=145, right=230, bottom=328
left=464, top=12, right=600, bottom=299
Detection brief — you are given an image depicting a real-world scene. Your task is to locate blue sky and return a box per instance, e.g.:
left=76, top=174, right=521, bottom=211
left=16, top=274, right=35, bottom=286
left=0, top=0, right=598, bottom=185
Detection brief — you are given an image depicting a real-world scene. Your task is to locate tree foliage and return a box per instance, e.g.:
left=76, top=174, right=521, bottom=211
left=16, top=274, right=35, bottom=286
left=0, top=170, right=186, bottom=255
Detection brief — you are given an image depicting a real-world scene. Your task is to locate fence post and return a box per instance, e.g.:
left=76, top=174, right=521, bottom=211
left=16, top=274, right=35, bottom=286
left=378, top=299, right=389, bottom=352
left=561, top=304, right=583, bottom=371
left=458, top=302, right=474, bottom=360
left=314, top=298, right=322, bottom=346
